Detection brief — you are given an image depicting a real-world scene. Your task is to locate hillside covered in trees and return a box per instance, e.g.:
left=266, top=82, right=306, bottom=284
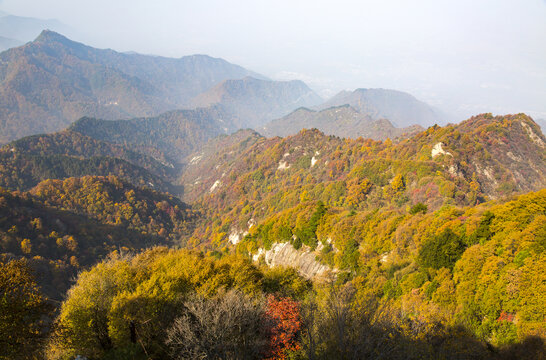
left=260, top=105, right=423, bottom=140
left=1, top=112, right=545, bottom=359
left=0, top=176, right=197, bottom=300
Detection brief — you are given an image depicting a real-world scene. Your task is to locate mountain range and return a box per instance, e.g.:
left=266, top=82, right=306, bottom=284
left=0, top=30, right=455, bottom=144
left=68, top=106, right=236, bottom=166
left=182, top=113, right=546, bottom=213
left=0, top=21, right=545, bottom=358
left=260, top=105, right=422, bottom=140
left=318, top=88, right=447, bottom=128
left=0, top=30, right=263, bottom=142
left=190, top=76, right=323, bottom=128
left=1, top=102, right=545, bottom=355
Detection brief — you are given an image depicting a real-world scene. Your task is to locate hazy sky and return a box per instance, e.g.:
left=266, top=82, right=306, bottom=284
left=1, top=0, right=546, bottom=120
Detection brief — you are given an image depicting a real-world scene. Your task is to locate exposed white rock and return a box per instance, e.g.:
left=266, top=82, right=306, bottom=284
left=311, top=156, right=318, bottom=167
left=316, top=242, right=325, bottom=252
left=506, top=151, right=522, bottom=162
left=316, top=237, right=338, bottom=253
left=380, top=252, right=391, bottom=263
left=248, top=218, right=256, bottom=229
left=278, top=160, right=291, bottom=170
left=521, top=121, right=545, bottom=148
left=190, top=154, right=203, bottom=164
left=483, top=167, right=495, bottom=183
left=283, top=152, right=290, bottom=157
left=261, top=242, right=330, bottom=279
left=431, top=142, right=453, bottom=158
left=209, top=180, right=221, bottom=192
left=252, top=248, right=265, bottom=262
left=476, top=165, right=497, bottom=184
left=228, top=229, right=248, bottom=245
left=448, top=163, right=463, bottom=177
left=229, top=230, right=241, bottom=245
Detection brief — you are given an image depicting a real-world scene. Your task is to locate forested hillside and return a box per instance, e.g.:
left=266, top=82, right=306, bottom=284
left=0, top=150, right=174, bottom=194
left=1, top=1, right=544, bottom=358
left=4, top=130, right=174, bottom=179
left=69, top=107, right=235, bottom=165
left=174, top=113, right=546, bottom=350
left=25, top=243, right=546, bottom=360
left=0, top=175, right=197, bottom=300
left=183, top=113, right=545, bottom=225
left=261, top=105, right=423, bottom=140
left=1, top=113, right=544, bottom=359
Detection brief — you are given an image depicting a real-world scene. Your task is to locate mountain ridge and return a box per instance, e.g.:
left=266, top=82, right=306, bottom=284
left=68, top=106, right=236, bottom=166
left=190, top=76, right=323, bottom=129
left=260, top=104, right=423, bottom=140
left=181, top=113, right=545, bottom=232
left=318, top=88, right=447, bottom=128
left=0, top=30, right=264, bottom=142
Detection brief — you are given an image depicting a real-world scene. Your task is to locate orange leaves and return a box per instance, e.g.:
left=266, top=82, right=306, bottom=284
left=265, top=295, right=302, bottom=360
left=346, top=177, right=372, bottom=208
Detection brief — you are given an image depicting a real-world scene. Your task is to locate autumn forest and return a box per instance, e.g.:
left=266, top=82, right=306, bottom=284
left=0, top=20, right=545, bottom=360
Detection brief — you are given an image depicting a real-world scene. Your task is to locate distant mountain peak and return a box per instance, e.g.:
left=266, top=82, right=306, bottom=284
left=320, top=88, right=446, bottom=128
left=35, top=29, right=64, bottom=40
left=261, top=102, right=421, bottom=140
left=33, top=29, right=82, bottom=48
left=190, top=76, right=323, bottom=129
left=0, top=31, right=266, bottom=142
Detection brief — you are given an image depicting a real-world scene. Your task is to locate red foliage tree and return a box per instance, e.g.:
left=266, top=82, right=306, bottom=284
left=264, top=295, right=302, bottom=360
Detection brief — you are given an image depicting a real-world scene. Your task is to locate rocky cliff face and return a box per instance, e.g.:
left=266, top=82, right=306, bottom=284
left=253, top=242, right=331, bottom=279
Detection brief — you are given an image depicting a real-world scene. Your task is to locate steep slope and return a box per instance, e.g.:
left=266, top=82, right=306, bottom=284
left=260, top=105, right=423, bottom=140
left=181, top=113, right=545, bottom=244
left=190, top=77, right=323, bottom=128
left=0, top=127, right=177, bottom=194
left=319, top=88, right=446, bottom=128
left=4, top=130, right=174, bottom=179
left=179, top=129, right=264, bottom=203
left=178, top=113, right=546, bottom=343
left=0, top=151, right=173, bottom=194
left=0, top=30, right=262, bottom=142
left=69, top=107, right=235, bottom=166
left=0, top=175, right=197, bottom=299
left=0, top=106, right=237, bottom=193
